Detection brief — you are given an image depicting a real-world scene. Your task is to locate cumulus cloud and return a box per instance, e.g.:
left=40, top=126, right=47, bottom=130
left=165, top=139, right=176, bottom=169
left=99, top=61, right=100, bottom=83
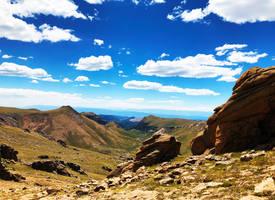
left=0, top=62, right=59, bottom=82
left=215, top=44, right=248, bottom=56
left=18, top=56, right=28, bottom=60
left=75, top=76, right=90, bottom=82
left=62, top=78, right=72, bottom=83
left=227, top=51, right=268, bottom=63
left=101, top=81, right=115, bottom=85
left=2, top=54, right=13, bottom=59
left=84, top=0, right=105, bottom=4
left=90, top=83, right=100, bottom=87
left=93, top=39, right=104, bottom=46
left=123, top=80, right=220, bottom=96
left=0, top=88, right=214, bottom=112
left=168, top=0, right=275, bottom=24
left=160, top=53, right=170, bottom=58
left=70, top=55, right=113, bottom=71
left=31, top=80, right=38, bottom=84
left=137, top=54, right=241, bottom=82
left=0, top=0, right=82, bottom=43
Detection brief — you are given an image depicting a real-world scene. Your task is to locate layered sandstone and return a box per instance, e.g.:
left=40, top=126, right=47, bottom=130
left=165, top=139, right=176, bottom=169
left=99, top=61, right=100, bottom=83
left=191, top=66, right=275, bottom=154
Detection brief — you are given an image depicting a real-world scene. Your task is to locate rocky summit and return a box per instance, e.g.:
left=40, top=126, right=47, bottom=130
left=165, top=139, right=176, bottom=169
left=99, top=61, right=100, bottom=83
left=191, top=66, right=275, bottom=155
left=108, top=129, right=181, bottom=178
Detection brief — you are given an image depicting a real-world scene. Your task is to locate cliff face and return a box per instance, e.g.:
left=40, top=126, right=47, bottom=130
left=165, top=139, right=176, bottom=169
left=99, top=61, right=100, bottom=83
left=191, top=66, right=275, bottom=155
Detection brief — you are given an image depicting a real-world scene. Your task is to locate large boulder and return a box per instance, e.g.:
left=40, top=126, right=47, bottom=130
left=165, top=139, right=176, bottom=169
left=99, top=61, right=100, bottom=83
left=31, top=160, right=71, bottom=177
left=0, top=144, right=18, bottom=161
left=191, top=66, right=275, bottom=155
left=0, top=161, right=25, bottom=182
left=108, top=129, right=181, bottom=178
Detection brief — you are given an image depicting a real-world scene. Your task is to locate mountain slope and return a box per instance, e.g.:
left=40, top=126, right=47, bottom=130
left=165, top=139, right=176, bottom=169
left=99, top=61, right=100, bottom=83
left=135, top=115, right=206, bottom=155
left=0, top=106, right=140, bottom=154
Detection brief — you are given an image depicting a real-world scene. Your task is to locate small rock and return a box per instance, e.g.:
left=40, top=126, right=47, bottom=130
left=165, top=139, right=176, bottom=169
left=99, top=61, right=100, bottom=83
left=94, top=185, right=105, bottom=192
left=159, top=176, right=174, bottom=185
left=254, top=177, right=275, bottom=195
left=240, top=195, right=268, bottom=200
left=76, top=189, right=89, bottom=196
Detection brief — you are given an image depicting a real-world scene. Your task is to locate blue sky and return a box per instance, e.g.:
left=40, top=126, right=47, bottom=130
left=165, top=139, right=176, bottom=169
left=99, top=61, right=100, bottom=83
left=0, top=0, right=275, bottom=117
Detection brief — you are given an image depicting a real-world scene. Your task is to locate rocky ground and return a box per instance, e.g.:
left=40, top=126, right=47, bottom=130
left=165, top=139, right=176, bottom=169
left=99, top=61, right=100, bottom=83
left=1, top=148, right=274, bottom=200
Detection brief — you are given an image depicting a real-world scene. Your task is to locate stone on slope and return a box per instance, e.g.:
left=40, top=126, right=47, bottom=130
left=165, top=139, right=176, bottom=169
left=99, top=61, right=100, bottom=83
left=107, top=128, right=181, bottom=178
left=0, top=144, right=18, bottom=161
left=31, top=160, right=71, bottom=177
left=254, top=177, right=275, bottom=195
left=191, top=67, right=275, bottom=155
left=0, top=161, right=25, bottom=182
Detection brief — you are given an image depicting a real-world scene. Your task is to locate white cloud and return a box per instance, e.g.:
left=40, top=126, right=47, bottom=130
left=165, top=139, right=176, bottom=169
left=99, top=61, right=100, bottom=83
left=0, top=62, right=59, bottom=82
left=31, top=80, right=38, bottom=84
left=160, top=53, right=170, bottom=58
left=272, top=57, right=275, bottom=61
left=118, top=70, right=124, bottom=74
left=151, top=0, right=165, bottom=4
left=108, top=45, right=112, bottom=49
left=0, top=88, right=214, bottom=112
left=90, top=83, right=100, bottom=87
left=227, top=51, right=268, bottom=63
left=0, top=0, right=83, bottom=43
left=93, top=39, right=104, bottom=46
left=101, top=81, right=115, bottom=85
left=123, top=80, right=220, bottom=96
left=39, top=24, right=80, bottom=42
left=79, top=84, right=86, bottom=87
left=215, top=44, right=248, bottom=56
left=126, top=51, right=131, bottom=55
left=180, top=8, right=209, bottom=22
left=75, top=76, right=90, bottom=82
left=2, top=54, right=13, bottom=59
left=137, top=54, right=241, bottom=82
left=18, top=56, right=28, bottom=60
left=63, top=78, right=72, bottom=83
left=132, top=0, right=140, bottom=5
left=70, top=55, right=113, bottom=71
left=169, top=0, right=275, bottom=24
left=84, top=0, right=105, bottom=4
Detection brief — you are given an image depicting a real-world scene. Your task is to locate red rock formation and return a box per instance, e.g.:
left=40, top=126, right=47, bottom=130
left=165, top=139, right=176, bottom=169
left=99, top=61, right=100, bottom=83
left=108, top=129, right=181, bottom=178
left=191, top=66, right=275, bottom=155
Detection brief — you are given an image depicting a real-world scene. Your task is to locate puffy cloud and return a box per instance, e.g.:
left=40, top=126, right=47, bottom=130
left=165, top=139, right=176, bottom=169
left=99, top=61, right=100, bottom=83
left=0, top=0, right=82, bottom=43
left=39, top=24, right=80, bottom=42
left=137, top=54, right=241, bottom=82
left=0, top=62, right=59, bottom=82
left=84, top=0, right=105, bottom=4
left=31, top=80, right=38, bottom=84
left=18, top=56, right=28, bottom=60
left=70, top=55, right=113, bottom=71
left=62, top=78, right=72, bottom=83
left=215, top=44, right=248, bottom=56
left=0, top=88, right=214, bottom=112
left=75, top=76, right=90, bottom=82
left=151, top=0, right=165, bottom=4
left=168, top=0, right=275, bottom=24
left=123, top=80, right=220, bottom=96
left=227, top=51, right=268, bottom=63
left=101, top=81, right=115, bottom=85
left=126, top=51, right=131, bottom=55
left=118, top=70, right=123, bottom=74
left=180, top=8, right=209, bottom=22
left=93, top=39, right=104, bottom=46
left=160, top=53, right=170, bottom=58
left=90, top=83, right=100, bottom=87
left=2, top=54, right=13, bottom=59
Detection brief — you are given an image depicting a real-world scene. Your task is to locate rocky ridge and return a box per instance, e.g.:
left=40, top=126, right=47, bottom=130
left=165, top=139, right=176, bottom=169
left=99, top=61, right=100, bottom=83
left=191, top=66, right=275, bottom=155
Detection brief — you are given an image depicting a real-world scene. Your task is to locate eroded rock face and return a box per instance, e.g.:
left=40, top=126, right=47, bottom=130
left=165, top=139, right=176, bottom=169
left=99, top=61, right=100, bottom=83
left=108, top=129, right=181, bottom=178
left=0, top=144, right=18, bottom=161
left=191, top=67, right=275, bottom=155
